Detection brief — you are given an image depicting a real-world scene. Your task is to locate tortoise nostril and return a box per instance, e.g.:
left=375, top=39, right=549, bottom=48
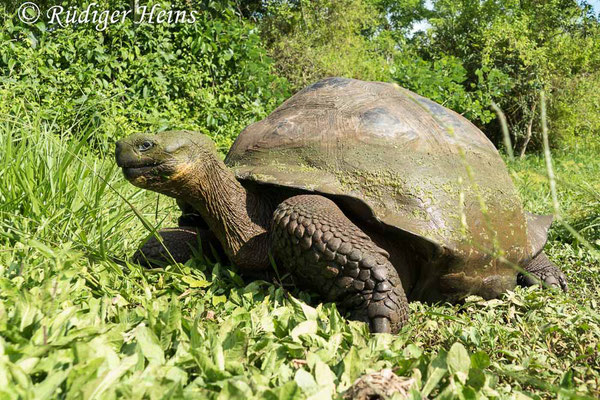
left=115, top=141, right=124, bottom=158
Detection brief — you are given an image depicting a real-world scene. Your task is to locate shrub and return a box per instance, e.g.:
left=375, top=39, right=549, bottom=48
left=257, top=0, right=395, bottom=91
left=391, top=52, right=512, bottom=127
left=548, top=72, right=600, bottom=150
left=0, top=0, right=289, bottom=151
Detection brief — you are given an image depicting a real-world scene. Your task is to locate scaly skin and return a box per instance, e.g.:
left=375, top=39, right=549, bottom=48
left=518, top=252, right=568, bottom=291
left=271, top=195, right=409, bottom=334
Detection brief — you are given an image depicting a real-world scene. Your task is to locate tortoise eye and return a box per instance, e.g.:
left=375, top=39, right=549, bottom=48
left=138, top=140, right=154, bottom=152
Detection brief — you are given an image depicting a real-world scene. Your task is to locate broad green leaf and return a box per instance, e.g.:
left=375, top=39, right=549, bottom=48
left=294, top=369, right=317, bottom=395
left=182, top=276, right=211, bottom=288
left=291, top=320, right=317, bottom=342
left=307, top=387, right=333, bottom=400
left=314, top=360, right=336, bottom=395
left=212, top=295, right=227, bottom=306
left=447, top=343, right=471, bottom=384
left=422, top=352, right=448, bottom=397
left=339, top=347, right=362, bottom=390
left=470, top=351, right=490, bottom=370
left=83, top=354, right=138, bottom=400
left=264, top=381, right=302, bottom=400
left=135, top=325, right=165, bottom=365
left=33, top=369, right=71, bottom=400
left=288, top=296, right=318, bottom=321
left=66, top=358, right=105, bottom=398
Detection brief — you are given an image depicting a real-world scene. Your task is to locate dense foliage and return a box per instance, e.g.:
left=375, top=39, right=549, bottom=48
left=0, top=0, right=599, bottom=398
left=256, top=0, right=600, bottom=152
left=0, top=1, right=288, bottom=150
left=1, top=0, right=598, bottom=150
left=257, top=0, right=395, bottom=90
left=415, top=0, right=600, bottom=150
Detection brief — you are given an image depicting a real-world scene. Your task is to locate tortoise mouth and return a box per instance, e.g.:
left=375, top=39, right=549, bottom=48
left=121, top=162, right=164, bottom=180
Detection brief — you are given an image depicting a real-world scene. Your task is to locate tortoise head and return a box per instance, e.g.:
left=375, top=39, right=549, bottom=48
left=115, top=130, right=216, bottom=196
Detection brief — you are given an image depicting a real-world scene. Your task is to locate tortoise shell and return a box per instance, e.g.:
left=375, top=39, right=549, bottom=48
left=225, top=77, right=538, bottom=297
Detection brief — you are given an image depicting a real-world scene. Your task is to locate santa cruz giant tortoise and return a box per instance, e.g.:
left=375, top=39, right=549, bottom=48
left=115, top=77, right=567, bottom=334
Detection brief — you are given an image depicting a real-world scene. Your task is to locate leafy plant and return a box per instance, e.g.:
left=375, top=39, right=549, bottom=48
left=257, top=0, right=395, bottom=91
left=0, top=0, right=289, bottom=150
left=0, top=98, right=599, bottom=400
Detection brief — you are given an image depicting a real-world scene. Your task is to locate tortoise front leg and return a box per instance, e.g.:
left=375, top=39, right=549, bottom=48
left=134, top=202, right=225, bottom=267
left=271, top=195, right=409, bottom=334
left=134, top=227, right=224, bottom=267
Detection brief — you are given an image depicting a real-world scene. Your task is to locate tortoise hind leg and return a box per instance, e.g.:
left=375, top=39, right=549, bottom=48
left=518, top=252, right=568, bottom=292
left=271, top=195, right=409, bottom=334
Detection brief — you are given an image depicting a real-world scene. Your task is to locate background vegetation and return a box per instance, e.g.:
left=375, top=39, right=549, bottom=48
left=0, top=0, right=599, bottom=398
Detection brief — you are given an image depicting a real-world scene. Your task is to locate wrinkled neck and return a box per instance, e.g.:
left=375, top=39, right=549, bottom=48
left=177, top=156, right=271, bottom=270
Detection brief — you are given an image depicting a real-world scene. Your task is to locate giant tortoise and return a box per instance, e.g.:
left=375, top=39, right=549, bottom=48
left=115, top=77, right=567, bottom=334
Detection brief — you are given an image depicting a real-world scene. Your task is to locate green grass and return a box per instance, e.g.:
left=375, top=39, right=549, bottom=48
left=0, top=111, right=599, bottom=399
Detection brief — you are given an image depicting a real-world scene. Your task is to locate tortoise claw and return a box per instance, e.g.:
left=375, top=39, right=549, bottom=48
left=519, top=252, right=568, bottom=292
left=370, top=317, right=391, bottom=334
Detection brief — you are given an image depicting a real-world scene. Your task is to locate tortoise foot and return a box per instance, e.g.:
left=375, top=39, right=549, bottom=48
left=518, top=252, right=568, bottom=292
left=271, top=195, right=409, bottom=334
left=347, top=281, right=410, bottom=334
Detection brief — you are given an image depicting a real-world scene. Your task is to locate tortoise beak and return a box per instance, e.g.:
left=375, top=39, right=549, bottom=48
left=114, top=140, right=128, bottom=167
left=115, top=139, right=164, bottom=180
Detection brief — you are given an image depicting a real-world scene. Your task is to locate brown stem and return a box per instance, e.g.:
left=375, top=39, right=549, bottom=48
left=519, top=100, right=538, bottom=158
